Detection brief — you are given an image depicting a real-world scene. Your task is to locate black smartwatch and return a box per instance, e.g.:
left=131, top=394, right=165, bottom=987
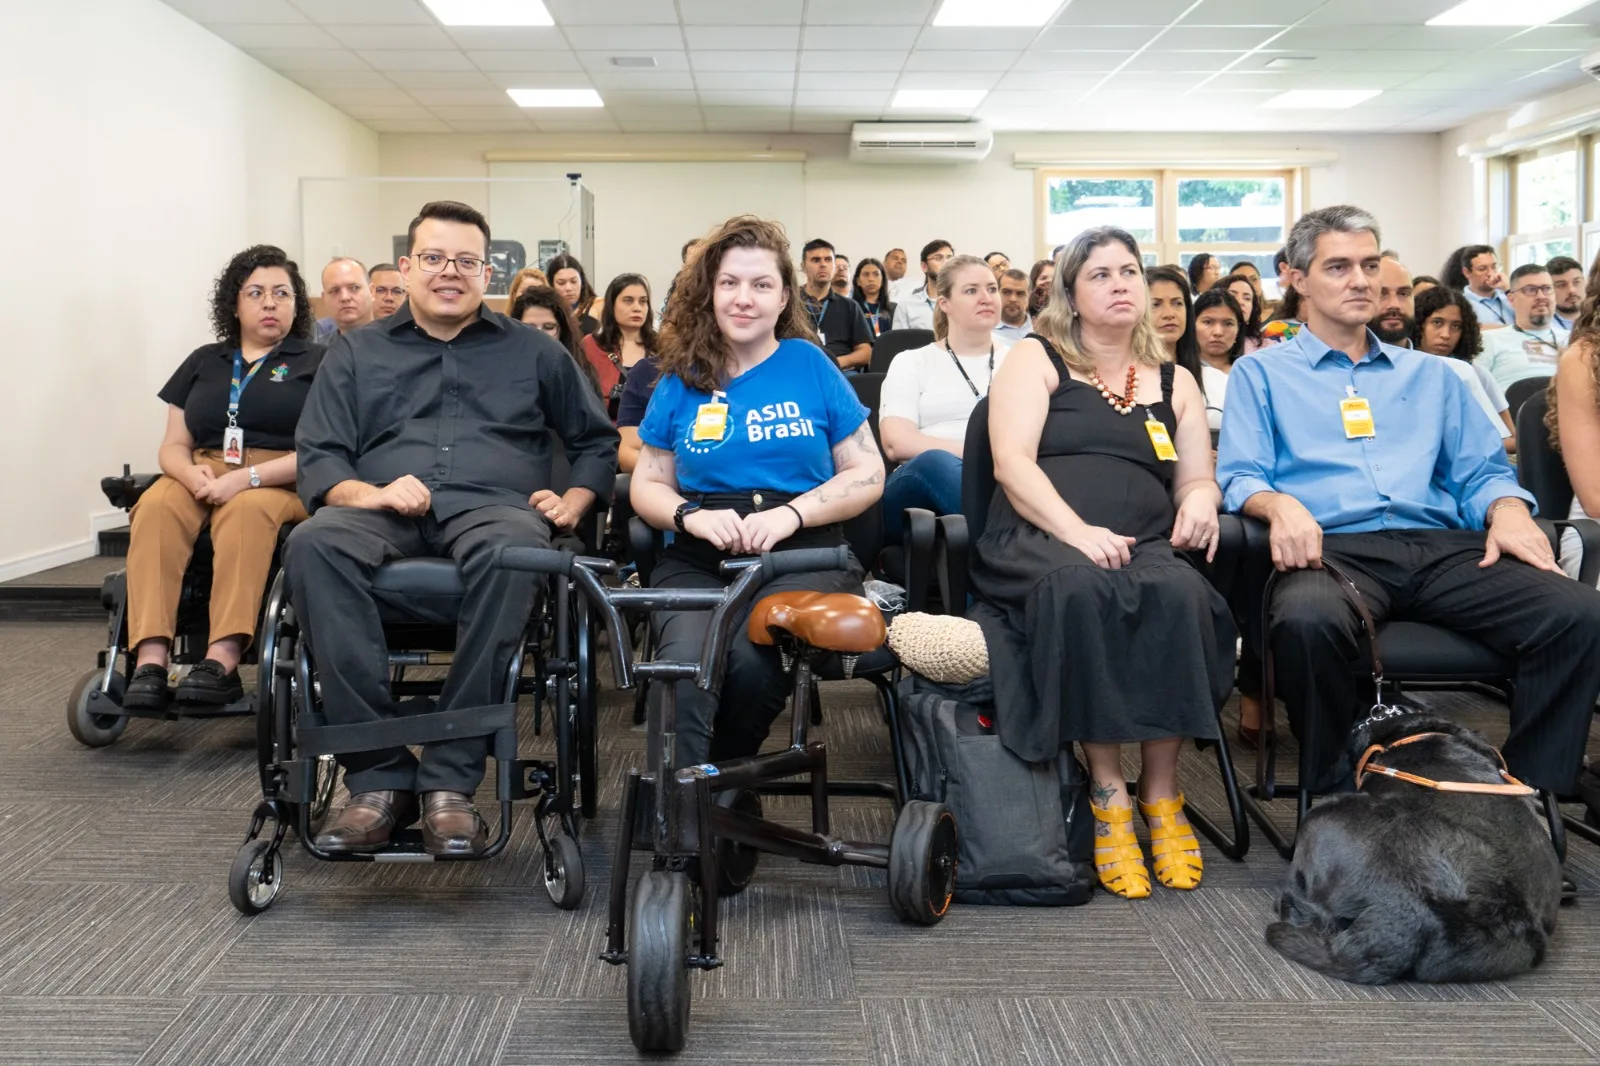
left=673, top=500, right=701, bottom=533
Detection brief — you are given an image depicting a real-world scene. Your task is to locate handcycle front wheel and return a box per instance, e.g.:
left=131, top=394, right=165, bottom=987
left=627, top=870, right=693, bottom=1053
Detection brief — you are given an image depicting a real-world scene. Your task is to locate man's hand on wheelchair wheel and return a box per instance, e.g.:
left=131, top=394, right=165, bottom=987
left=372, top=475, right=432, bottom=516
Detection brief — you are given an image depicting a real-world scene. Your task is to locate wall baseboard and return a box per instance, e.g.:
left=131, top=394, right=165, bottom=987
left=0, top=510, right=130, bottom=584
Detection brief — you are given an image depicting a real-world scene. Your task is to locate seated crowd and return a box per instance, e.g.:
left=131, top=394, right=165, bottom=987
left=117, top=197, right=1600, bottom=897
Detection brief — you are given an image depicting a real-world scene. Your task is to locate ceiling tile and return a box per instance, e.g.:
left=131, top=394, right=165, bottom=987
left=798, top=49, right=910, bottom=71
left=792, top=117, right=859, bottom=131
left=803, top=25, right=921, bottom=49
left=691, top=50, right=799, bottom=71
left=289, top=0, right=437, bottom=22
left=362, top=118, right=457, bottom=132
left=532, top=114, right=623, bottom=131
left=561, top=26, right=685, bottom=49
left=684, top=26, right=801, bottom=49
left=994, top=70, right=1108, bottom=90
left=391, top=69, right=497, bottom=87
left=1267, top=25, right=1391, bottom=50
left=206, top=23, right=341, bottom=48
left=584, top=69, right=697, bottom=89
left=356, top=49, right=478, bottom=71
left=1033, top=25, right=1160, bottom=49
left=702, top=107, right=794, bottom=130
left=1052, top=0, right=1195, bottom=25
left=802, top=0, right=936, bottom=24
left=286, top=70, right=397, bottom=88
left=1366, top=26, right=1528, bottom=51
left=405, top=88, right=514, bottom=105
left=321, top=24, right=457, bottom=50
left=468, top=49, right=584, bottom=71
left=605, top=104, right=705, bottom=120
left=1507, top=24, right=1600, bottom=48
left=443, top=27, right=566, bottom=49
left=426, top=104, right=533, bottom=119
left=1122, top=50, right=1247, bottom=73
left=1439, top=50, right=1583, bottom=73
left=312, top=87, right=413, bottom=106
left=1392, top=69, right=1507, bottom=90
left=338, top=103, right=437, bottom=119
left=1178, top=0, right=1322, bottom=22
left=696, top=89, right=795, bottom=105
left=680, top=0, right=804, bottom=24
left=693, top=70, right=797, bottom=90
left=163, top=0, right=307, bottom=22
left=1298, top=0, right=1458, bottom=23
left=445, top=119, right=538, bottom=131
left=794, top=90, right=891, bottom=108
left=895, top=71, right=1002, bottom=89
left=485, top=70, right=597, bottom=88
left=577, top=49, right=691, bottom=71
left=1151, top=26, right=1286, bottom=50
left=1092, top=72, right=1208, bottom=90
left=247, top=47, right=371, bottom=70
left=915, top=26, right=1040, bottom=49
left=616, top=116, right=707, bottom=131
left=599, top=89, right=700, bottom=104
left=797, top=71, right=901, bottom=89
left=1013, top=50, right=1126, bottom=72
left=542, top=0, right=680, bottom=23
left=980, top=89, right=1084, bottom=109
left=904, top=49, right=1021, bottom=71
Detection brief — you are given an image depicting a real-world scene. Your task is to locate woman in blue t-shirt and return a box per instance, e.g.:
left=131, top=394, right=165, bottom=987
left=631, top=215, right=886, bottom=765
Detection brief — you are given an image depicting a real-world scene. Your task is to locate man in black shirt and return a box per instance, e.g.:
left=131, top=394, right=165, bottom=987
left=799, top=238, right=873, bottom=371
left=289, top=200, right=618, bottom=856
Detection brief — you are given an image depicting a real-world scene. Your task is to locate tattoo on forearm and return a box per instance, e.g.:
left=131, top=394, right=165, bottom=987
left=797, top=469, right=884, bottom=507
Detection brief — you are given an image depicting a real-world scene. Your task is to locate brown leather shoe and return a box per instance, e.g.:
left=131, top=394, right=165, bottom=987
left=421, top=791, right=487, bottom=856
left=313, top=790, right=418, bottom=853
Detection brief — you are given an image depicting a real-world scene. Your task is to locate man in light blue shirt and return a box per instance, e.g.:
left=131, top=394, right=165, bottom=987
left=1454, top=243, right=1516, bottom=328
left=890, top=239, right=950, bottom=331
left=1218, top=205, right=1600, bottom=798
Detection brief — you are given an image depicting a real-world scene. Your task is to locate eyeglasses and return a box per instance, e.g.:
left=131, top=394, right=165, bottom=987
left=1513, top=284, right=1554, bottom=297
left=242, top=286, right=294, bottom=304
left=414, top=253, right=486, bottom=276
left=372, top=285, right=406, bottom=297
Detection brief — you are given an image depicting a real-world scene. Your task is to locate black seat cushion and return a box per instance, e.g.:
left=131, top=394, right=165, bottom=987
left=1375, top=621, right=1512, bottom=682
left=372, top=558, right=465, bottom=627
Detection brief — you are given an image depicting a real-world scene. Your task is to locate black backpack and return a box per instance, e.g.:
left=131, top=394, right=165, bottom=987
left=896, top=673, right=1095, bottom=905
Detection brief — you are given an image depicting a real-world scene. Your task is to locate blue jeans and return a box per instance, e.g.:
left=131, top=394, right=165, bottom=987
left=882, top=449, right=963, bottom=542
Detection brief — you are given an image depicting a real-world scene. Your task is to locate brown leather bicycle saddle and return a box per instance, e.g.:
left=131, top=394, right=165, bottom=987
left=747, top=592, right=886, bottom=654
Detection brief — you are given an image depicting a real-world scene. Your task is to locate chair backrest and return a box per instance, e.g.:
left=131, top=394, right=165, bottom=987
left=870, top=328, right=934, bottom=374
left=848, top=371, right=886, bottom=455
left=1505, top=375, right=1551, bottom=422
left=960, top=396, right=996, bottom=547
left=1515, top=387, right=1574, bottom=520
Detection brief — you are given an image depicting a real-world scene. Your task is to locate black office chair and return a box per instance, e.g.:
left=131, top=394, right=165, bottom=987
left=1516, top=388, right=1574, bottom=520
left=929, top=397, right=1250, bottom=860
left=870, top=328, right=934, bottom=374
left=1505, top=376, right=1551, bottom=424
left=848, top=372, right=887, bottom=457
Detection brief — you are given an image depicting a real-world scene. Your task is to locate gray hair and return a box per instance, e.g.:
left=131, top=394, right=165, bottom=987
left=1285, top=205, right=1381, bottom=274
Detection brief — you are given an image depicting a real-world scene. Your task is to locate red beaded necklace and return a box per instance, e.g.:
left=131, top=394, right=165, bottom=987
left=1088, top=364, right=1140, bottom=415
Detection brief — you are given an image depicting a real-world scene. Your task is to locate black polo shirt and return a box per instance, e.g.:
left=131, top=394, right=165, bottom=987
left=295, top=303, right=619, bottom=519
left=802, top=292, right=874, bottom=364
left=158, top=337, right=324, bottom=451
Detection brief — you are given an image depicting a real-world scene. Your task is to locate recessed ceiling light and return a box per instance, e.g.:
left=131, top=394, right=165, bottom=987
left=507, top=88, right=604, bottom=108
left=1262, top=88, right=1382, bottom=109
left=933, top=0, right=1061, bottom=27
left=422, top=0, right=553, bottom=27
left=1264, top=56, right=1317, bottom=69
left=1426, top=0, right=1589, bottom=25
left=610, top=56, right=657, bottom=68
left=891, top=89, right=988, bottom=109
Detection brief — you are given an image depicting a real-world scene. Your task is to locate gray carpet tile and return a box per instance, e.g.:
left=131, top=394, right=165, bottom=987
left=0, top=802, right=95, bottom=884
left=1542, top=1001, right=1600, bottom=1060
left=134, top=995, right=520, bottom=1066
left=1495, top=900, right=1600, bottom=1001
left=0, top=882, right=249, bottom=997
left=1201, top=1001, right=1597, bottom=1065
left=2, top=557, right=125, bottom=587
left=497, top=999, right=873, bottom=1065
left=864, top=996, right=1235, bottom=1066
left=0, top=997, right=188, bottom=1066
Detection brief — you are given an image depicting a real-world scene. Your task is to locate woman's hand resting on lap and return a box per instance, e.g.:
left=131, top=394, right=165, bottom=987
left=682, top=508, right=748, bottom=553
left=1061, top=520, right=1137, bottom=570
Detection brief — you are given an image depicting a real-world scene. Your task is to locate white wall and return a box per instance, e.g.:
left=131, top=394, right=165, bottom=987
left=379, top=129, right=1442, bottom=296
left=0, top=0, right=378, bottom=578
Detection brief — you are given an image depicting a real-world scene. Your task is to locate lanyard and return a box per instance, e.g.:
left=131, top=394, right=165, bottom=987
left=1514, top=326, right=1558, bottom=348
left=945, top=343, right=994, bottom=398
left=806, top=293, right=831, bottom=330
left=228, top=349, right=267, bottom=429
left=1474, top=291, right=1510, bottom=325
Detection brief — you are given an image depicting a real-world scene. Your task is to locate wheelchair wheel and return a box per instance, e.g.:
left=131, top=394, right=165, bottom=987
left=67, top=668, right=127, bottom=748
left=627, top=870, right=692, bottom=1053
left=575, top=596, right=600, bottom=819
left=887, top=801, right=957, bottom=926
left=544, top=832, right=585, bottom=910
left=714, top=789, right=761, bottom=897
left=228, top=839, right=283, bottom=915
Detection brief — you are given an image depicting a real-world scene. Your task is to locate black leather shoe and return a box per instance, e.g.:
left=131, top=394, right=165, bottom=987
left=421, top=791, right=488, bottom=856
left=121, top=664, right=172, bottom=711
left=174, top=659, right=244, bottom=705
left=313, top=790, right=419, bottom=853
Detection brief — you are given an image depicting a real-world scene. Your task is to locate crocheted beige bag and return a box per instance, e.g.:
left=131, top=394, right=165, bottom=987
left=886, top=612, right=989, bottom=685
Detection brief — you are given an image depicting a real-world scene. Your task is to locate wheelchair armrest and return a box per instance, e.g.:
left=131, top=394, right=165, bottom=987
left=933, top=513, right=970, bottom=618
left=1546, top=516, right=1600, bottom=588
left=101, top=469, right=162, bottom=511
left=628, top=514, right=664, bottom=586
left=902, top=507, right=937, bottom=613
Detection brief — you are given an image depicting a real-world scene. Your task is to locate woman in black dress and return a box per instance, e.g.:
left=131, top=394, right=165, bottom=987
left=970, top=227, right=1235, bottom=899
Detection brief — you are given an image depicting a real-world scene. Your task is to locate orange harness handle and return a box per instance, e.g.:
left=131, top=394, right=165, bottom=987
left=1354, top=732, right=1536, bottom=796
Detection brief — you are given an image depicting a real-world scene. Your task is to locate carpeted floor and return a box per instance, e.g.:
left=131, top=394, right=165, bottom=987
left=4, top=611, right=1600, bottom=1065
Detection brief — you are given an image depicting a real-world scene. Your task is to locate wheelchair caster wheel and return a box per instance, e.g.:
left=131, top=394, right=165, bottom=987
left=714, top=789, right=761, bottom=897
left=229, top=839, right=283, bottom=915
left=67, top=669, right=127, bottom=748
left=887, top=800, right=957, bottom=926
left=627, top=870, right=692, bottom=1053
left=544, top=832, right=584, bottom=910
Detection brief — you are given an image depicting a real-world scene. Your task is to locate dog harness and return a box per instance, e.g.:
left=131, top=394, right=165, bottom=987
left=1354, top=732, right=1536, bottom=796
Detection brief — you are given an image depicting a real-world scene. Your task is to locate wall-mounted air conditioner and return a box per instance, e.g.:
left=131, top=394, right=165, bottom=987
left=848, top=122, right=994, bottom=164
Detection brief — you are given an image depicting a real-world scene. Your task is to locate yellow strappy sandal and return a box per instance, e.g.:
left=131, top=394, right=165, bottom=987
left=1090, top=802, right=1151, bottom=899
left=1138, top=794, right=1203, bottom=890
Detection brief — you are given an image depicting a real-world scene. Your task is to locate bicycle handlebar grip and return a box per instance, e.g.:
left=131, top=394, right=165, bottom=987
left=759, top=546, right=851, bottom=582
left=492, top=546, right=575, bottom=575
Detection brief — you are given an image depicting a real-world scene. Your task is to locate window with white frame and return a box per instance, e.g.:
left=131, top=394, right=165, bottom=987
left=1507, top=140, right=1583, bottom=268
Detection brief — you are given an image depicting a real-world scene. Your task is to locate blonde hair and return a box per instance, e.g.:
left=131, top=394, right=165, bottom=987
left=506, top=267, right=548, bottom=308
left=930, top=255, right=995, bottom=341
left=1032, top=226, right=1168, bottom=375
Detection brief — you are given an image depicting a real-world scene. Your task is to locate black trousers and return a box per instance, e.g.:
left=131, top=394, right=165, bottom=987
left=1268, top=529, right=1600, bottom=794
left=647, top=545, right=864, bottom=767
left=284, top=504, right=549, bottom=795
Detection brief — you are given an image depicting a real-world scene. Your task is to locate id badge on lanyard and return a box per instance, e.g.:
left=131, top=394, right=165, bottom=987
left=1340, top=386, right=1375, bottom=439
left=692, top=389, right=729, bottom=442
left=225, top=349, right=265, bottom=464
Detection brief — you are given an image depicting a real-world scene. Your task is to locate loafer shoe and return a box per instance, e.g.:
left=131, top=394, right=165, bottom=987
left=174, top=659, right=244, bottom=706
left=121, top=663, right=173, bottom=711
left=421, top=791, right=487, bottom=856
left=314, top=790, right=418, bottom=853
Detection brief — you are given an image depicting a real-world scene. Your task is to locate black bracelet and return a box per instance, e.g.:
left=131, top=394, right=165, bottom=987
left=783, top=502, right=805, bottom=529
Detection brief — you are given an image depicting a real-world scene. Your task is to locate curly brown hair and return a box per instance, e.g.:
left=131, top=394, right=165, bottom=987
left=656, top=215, right=817, bottom=392
left=1545, top=255, right=1600, bottom=452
